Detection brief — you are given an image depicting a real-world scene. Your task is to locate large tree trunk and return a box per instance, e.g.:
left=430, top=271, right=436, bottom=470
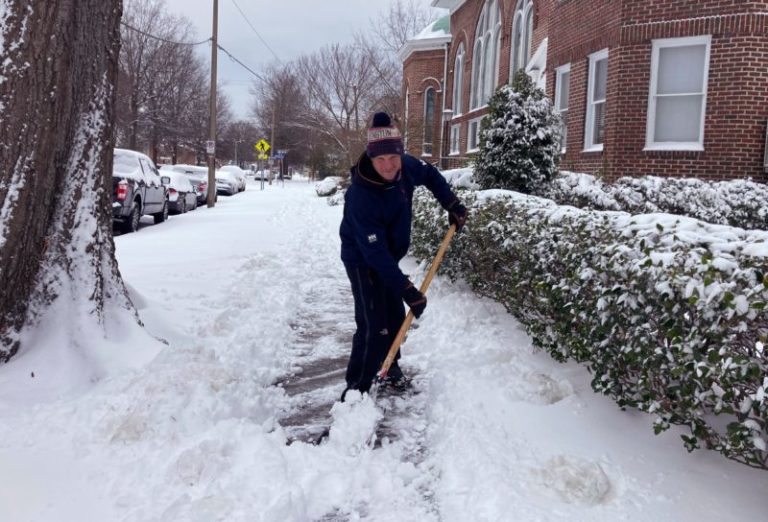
left=0, top=0, right=133, bottom=362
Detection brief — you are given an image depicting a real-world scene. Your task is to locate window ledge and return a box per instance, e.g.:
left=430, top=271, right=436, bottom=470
left=467, top=147, right=480, bottom=154
left=448, top=151, right=460, bottom=156
left=644, top=143, right=704, bottom=152
left=582, top=145, right=604, bottom=153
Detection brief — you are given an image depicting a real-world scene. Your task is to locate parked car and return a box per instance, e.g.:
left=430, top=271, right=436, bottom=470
left=112, top=148, right=169, bottom=233
left=215, top=170, right=239, bottom=196
left=160, top=164, right=212, bottom=205
left=160, top=171, right=198, bottom=214
left=219, top=165, right=247, bottom=191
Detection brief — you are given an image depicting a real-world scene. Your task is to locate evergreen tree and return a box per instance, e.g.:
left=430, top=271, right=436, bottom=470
left=474, top=70, right=562, bottom=193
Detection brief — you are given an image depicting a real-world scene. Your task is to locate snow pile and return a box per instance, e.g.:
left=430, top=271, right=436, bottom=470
left=315, top=176, right=343, bottom=197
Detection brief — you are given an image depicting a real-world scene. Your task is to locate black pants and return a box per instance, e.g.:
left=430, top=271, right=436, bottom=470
left=344, top=265, right=405, bottom=393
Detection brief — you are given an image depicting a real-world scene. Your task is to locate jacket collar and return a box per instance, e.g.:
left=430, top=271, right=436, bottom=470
left=350, top=152, right=401, bottom=189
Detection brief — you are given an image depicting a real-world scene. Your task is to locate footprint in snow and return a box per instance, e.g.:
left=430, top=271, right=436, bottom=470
left=523, top=372, right=574, bottom=405
left=530, top=455, right=611, bottom=506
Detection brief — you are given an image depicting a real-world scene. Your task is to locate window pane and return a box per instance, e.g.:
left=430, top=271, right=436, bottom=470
left=557, top=71, right=569, bottom=110
left=593, top=58, right=607, bottom=100
left=592, top=101, right=605, bottom=145
left=472, top=41, right=483, bottom=107
left=453, top=52, right=463, bottom=112
left=512, top=18, right=522, bottom=72
left=483, top=34, right=494, bottom=100
left=524, top=8, right=533, bottom=62
left=657, top=45, right=706, bottom=95
left=654, top=94, right=703, bottom=142
left=424, top=90, right=435, bottom=144
left=560, top=109, right=568, bottom=148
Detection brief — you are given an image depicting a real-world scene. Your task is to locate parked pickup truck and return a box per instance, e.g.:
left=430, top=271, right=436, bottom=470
left=112, top=148, right=169, bottom=233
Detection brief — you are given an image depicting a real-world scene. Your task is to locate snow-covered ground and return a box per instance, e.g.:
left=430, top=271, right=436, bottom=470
left=1, top=178, right=766, bottom=521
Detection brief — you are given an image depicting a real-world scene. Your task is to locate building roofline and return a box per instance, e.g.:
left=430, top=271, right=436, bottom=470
left=398, top=35, right=452, bottom=62
left=431, top=0, right=465, bottom=11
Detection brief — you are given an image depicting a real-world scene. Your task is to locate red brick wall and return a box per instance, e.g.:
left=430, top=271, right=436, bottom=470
left=611, top=8, right=768, bottom=181
left=547, top=0, right=622, bottom=176
left=402, top=49, right=447, bottom=161
left=405, top=0, right=768, bottom=180
left=549, top=0, right=768, bottom=181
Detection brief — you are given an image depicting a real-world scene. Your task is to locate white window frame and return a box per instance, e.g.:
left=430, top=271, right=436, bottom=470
left=555, top=63, right=571, bottom=153
left=645, top=35, right=711, bottom=151
left=468, top=117, right=483, bottom=152
left=450, top=124, right=461, bottom=155
left=584, top=48, right=609, bottom=152
left=453, top=44, right=465, bottom=117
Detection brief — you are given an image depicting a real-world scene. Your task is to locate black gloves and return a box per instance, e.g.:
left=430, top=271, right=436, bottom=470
left=402, top=282, right=427, bottom=318
left=448, top=199, right=468, bottom=232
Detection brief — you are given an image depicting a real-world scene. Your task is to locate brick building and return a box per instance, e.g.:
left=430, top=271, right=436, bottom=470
left=400, top=0, right=768, bottom=181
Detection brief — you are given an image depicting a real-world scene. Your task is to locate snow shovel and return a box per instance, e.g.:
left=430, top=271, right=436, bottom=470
left=373, top=223, right=457, bottom=392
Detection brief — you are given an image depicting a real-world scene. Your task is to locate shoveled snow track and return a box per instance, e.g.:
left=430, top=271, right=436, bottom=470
left=274, top=288, right=430, bottom=459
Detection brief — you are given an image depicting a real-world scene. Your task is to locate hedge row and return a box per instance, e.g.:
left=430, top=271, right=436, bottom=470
left=537, top=172, right=768, bottom=231
left=411, top=187, right=768, bottom=469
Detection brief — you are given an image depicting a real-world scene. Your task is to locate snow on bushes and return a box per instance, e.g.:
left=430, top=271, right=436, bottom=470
left=315, top=176, right=344, bottom=197
left=411, top=186, right=768, bottom=469
left=538, top=171, right=768, bottom=231
left=473, top=71, right=562, bottom=194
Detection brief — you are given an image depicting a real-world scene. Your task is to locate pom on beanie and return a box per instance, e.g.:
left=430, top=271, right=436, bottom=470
left=366, top=112, right=404, bottom=158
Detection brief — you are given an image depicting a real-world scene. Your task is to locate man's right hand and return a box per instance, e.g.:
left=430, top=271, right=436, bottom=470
left=402, top=283, right=427, bottom=318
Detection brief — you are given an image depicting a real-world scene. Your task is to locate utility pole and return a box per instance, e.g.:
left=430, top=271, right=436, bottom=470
left=269, top=109, right=275, bottom=185
left=206, top=0, right=219, bottom=207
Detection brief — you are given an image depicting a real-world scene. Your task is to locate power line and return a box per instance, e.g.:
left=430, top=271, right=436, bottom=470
left=217, top=44, right=267, bottom=82
left=229, top=0, right=282, bottom=63
left=120, top=21, right=212, bottom=46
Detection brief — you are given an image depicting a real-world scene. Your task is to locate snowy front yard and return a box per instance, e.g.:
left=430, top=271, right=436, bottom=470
left=0, top=178, right=766, bottom=521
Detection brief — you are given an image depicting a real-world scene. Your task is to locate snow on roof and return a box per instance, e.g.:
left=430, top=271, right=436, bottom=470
left=413, top=15, right=450, bottom=40
left=397, top=15, right=452, bottom=61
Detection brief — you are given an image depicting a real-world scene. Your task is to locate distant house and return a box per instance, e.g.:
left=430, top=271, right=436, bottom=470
left=401, top=0, right=768, bottom=181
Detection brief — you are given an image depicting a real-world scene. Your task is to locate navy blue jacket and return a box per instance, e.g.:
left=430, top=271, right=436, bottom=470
left=340, top=153, right=458, bottom=295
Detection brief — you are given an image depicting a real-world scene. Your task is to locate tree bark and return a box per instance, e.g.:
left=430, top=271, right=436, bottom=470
left=0, top=0, right=131, bottom=362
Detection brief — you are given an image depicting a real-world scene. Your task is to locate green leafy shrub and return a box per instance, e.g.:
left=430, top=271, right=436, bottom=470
left=412, top=186, right=768, bottom=470
left=473, top=70, right=562, bottom=194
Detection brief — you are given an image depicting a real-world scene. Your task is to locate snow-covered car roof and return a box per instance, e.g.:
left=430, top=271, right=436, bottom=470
left=113, top=148, right=152, bottom=181
left=159, top=170, right=194, bottom=192
left=215, top=170, right=238, bottom=182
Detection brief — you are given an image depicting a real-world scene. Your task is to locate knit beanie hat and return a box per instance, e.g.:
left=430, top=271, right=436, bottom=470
left=366, top=112, right=404, bottom=158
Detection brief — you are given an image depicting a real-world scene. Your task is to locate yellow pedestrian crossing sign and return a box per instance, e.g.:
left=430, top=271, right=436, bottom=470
left=255, top=139, right=271, bottom=153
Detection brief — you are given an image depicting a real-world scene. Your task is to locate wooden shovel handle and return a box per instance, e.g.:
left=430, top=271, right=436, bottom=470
left=378, top=224, right=457, bottom=379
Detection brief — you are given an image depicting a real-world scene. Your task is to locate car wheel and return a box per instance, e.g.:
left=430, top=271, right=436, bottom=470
left=154, top=200, right=169, bottom=224
left=121, top=202, right=141, bottom=233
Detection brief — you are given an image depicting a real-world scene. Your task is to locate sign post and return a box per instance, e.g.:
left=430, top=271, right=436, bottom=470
left=254, top=140, right=270, bottom=190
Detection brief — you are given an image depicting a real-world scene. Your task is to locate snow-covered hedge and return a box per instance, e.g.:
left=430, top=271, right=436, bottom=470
left=315, top=176, right=344, bottom=197
left=411, top=187, right=768, bottom=469
left=538, top=171, right=768, bottom=231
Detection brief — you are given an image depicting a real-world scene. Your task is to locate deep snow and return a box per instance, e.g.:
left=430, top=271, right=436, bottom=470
left=1, top=178, right=767, bottom=521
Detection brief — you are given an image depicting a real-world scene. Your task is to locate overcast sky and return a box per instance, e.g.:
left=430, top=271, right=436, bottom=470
left=161, top=0, right=439, bottom=119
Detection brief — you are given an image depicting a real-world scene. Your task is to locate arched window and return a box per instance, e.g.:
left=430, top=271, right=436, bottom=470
left=452, top=44, right=465, bottom=116
left=469, top=0, right=501, bottom=109
left=423, top=87, right=436, bottom=155
left=511, top=0, right=534, bottom=76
